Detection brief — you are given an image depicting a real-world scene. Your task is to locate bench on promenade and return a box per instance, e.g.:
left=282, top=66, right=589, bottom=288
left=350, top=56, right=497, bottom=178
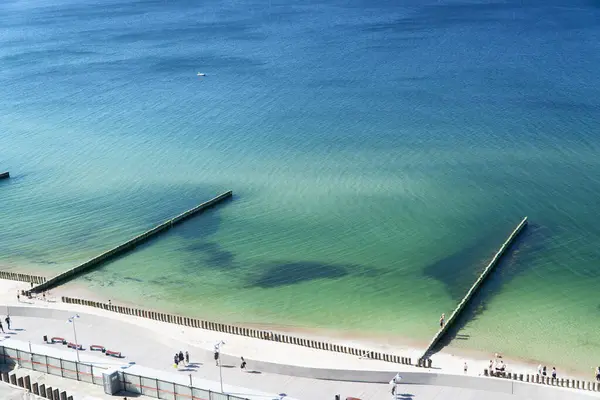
left=90, top=345, right=105, bottom=352
left=50, top=337, right=66, bottom=344
left=67, top=343, right=83, bottom=350
left=105, top=350, right=122, bottom=358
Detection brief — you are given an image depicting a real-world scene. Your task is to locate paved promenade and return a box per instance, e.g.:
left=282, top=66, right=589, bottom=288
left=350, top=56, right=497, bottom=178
left=1, top=280, right=599, bottom=400
left=3, top=310, right=600, bottom=400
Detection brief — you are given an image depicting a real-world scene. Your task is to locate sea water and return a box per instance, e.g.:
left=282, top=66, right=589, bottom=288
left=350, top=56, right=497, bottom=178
left=1, top=0, right=600, bottom=374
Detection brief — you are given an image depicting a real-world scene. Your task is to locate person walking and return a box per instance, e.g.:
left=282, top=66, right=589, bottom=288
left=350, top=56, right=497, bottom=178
left=214, top=349, right=220, bottom=366
left=240, top=357, right=247, bottom=370
left=595, top=366, right=600, bottom=382
left=0, top=321, right=4, bottom=333
left=185, top=351, right=189, bottom=366
left=173, top=354, right=179, bottom=368
left=464, top=362, right=468, bottom=374
left=551, top=367, right=557, bottom=379
left=5, top=316, right=11, bottom=330
left=542, top=366, right=547, bottom=377
left=439, top=313, right=445, bottom=329
left=178, top=351, right=184, bottom=365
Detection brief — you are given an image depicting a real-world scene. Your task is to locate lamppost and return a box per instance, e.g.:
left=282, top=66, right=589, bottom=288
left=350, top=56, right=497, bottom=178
left=214, top=340, right=225, bottom=392
left=390, top=373, right=402, bottom=398
left=67, top=315, right=80, bottom=362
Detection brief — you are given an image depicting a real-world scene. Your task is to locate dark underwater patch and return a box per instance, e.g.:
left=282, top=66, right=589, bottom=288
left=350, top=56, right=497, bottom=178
left=185, top=242, right=235, bottom=269
left=248, top=261, right=351, bottom=289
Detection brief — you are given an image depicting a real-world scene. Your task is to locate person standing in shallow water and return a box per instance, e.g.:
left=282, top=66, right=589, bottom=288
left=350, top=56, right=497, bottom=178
left=439, top=313, right=445, bottom=329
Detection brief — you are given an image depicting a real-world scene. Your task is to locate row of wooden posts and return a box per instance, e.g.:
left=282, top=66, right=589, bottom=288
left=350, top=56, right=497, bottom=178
left=0, top=271, right=46, bottom=284
left=2, top=371, right=72, bottom=399
left=485, top=369, right=600, bottom=392
left=61, top=296, right=413, bottom=366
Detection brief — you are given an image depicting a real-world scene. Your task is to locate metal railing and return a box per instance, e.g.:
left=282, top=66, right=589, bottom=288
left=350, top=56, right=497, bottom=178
left=0, top=345, right=106, bottom=385
left=121, top=371, right=250, bottom=400
left=0, top=345, right=249, bottom=400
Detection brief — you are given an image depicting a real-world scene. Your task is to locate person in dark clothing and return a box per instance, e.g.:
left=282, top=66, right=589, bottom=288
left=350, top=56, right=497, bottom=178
left=0, top=321, right=4, bottom=333
left=173, top=354, right=179, bottom=367
left=178, top=351, right=184, bottom=364
left=542, top=366, right=547, bottom=376
left=214, top=350, right=219, bottom=366
left=185, top=351, right=189, bottom=365
left=240, top=357, right=246, bottom=370
left=5, top=316, right=10, bottom=330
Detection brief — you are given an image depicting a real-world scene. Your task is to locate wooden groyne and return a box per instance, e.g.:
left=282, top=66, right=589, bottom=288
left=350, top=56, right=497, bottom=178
left=0, top=271, right=46, bottom=285
left=30, top=191, right=233, bottom=293
left=60, top=296, right=412, bottom=366
left=0, top=171, right=9, bottom=179
left=421, top=217, right=528, bottom=361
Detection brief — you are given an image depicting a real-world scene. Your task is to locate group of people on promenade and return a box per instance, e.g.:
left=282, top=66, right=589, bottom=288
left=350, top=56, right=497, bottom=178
left=17, top=289, right=50, bottom=302
left=489, top=355, right=559, bottom=379
left=213, top=346, right=247, bottom=370
left=489, top=358, right=507, bottom=374
left=173, top=348, right=247, bottom=371
left=174, top=350, right=190, bottom=367
left=537, top=365, right=557, bottom=379
left=490, top=354, right=600, bottom=383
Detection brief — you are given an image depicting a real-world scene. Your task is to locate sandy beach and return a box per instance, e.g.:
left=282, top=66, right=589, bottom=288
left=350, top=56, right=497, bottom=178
left=0, top=278, right=593, bottom=385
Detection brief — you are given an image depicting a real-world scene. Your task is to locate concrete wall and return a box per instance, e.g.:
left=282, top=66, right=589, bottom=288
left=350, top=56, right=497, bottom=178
left=30, top=191, right=233, bottom=293
left=423, top=217, right=528, bottom=358
left=0, top=172, right=9, bottom=179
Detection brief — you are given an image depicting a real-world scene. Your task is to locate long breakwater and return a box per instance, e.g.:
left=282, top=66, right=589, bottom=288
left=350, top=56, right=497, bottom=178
left=30, top=191, right=233, bottom=293
left=421, top=217, right=529, bottom=360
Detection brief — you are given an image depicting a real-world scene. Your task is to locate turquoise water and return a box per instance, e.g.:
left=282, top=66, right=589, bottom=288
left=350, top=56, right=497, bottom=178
left=2, top=0, right=600, bottom=373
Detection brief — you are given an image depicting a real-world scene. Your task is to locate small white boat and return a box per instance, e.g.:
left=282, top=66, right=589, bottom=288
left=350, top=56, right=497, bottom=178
left=197, top=72, right=206, bottom=77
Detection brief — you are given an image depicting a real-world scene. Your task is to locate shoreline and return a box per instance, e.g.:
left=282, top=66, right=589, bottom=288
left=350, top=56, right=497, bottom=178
left=31, top=279, right=594, bottom=381
left=0, top=256, right=593, bottom=381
